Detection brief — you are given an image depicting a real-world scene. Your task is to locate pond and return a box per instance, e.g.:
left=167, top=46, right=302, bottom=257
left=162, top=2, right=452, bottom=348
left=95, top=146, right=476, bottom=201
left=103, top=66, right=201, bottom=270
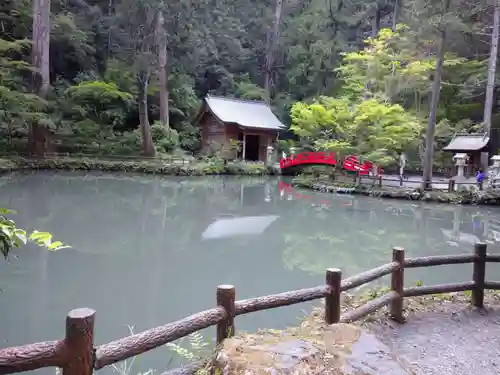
left=1, top=171, right=500, bottom=375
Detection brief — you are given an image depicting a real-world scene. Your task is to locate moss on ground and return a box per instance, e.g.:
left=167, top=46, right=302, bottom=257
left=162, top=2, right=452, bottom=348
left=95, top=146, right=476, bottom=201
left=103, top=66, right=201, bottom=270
left=292, top=175, right=500, bottom=205
left=0, top=157, right=279, bottom=176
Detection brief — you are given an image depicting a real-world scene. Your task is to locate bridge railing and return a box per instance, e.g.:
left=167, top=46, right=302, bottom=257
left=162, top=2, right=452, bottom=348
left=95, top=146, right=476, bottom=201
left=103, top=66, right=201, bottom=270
left=0, top=243, right=498, bottom=375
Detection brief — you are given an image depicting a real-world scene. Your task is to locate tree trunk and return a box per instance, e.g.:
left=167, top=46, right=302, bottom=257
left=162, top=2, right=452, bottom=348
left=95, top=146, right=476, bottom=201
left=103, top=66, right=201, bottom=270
left=264, top=28, right=271, bottom=100
left=481, top=0, right=500, bottom=171
left=421, top=22, right=448, bottom=189
left=264, top=0, right=283, bottom=103
left=137, top=72, right=155, bottom=156
left=391, top=0, right=400, bottom=31
left=156, top=11, right=169, bottom=128
left=30, top=0, right=51, bottom=155
left=371, top=6, right=381, bottom=37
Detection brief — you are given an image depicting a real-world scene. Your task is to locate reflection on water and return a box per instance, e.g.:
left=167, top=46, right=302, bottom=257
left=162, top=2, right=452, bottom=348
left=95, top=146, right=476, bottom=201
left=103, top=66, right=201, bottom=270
left=1, top=171, right=500, bottom=374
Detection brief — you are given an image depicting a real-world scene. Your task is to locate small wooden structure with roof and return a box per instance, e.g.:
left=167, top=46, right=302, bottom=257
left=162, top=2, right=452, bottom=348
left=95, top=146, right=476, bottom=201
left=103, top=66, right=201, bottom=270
left=443, top=132, right=490, bottom=175
left=195, top=95, right=285, bottom=162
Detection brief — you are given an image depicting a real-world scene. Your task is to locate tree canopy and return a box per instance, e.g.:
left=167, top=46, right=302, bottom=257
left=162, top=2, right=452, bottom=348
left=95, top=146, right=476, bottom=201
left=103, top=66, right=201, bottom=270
left=0, top=0, right=499, bottom=172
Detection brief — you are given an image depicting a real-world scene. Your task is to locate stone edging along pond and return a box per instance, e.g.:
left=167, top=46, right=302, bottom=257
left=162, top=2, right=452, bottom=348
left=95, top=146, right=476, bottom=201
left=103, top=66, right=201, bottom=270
left=292, top=176, right=500, bottom=206
left=0, top=157, right=279, bottom=176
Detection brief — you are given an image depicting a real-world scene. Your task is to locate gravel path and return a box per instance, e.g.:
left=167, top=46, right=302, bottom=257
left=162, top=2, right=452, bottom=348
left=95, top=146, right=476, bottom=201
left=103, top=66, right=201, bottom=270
left=369, top=304, right=500, bottom=375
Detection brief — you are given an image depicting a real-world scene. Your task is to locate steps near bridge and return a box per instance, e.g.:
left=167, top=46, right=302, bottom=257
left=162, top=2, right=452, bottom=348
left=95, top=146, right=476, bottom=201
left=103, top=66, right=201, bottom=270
left=215, top=323, right=414, bottom=375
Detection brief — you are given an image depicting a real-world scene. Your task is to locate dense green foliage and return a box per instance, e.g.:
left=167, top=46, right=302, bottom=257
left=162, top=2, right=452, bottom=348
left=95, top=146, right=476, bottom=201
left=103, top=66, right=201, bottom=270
left=0, top=156, right=275, bottom=175
left=0, top=0, right=499, bottom=169
left=290, top=24, right=489, bottom=169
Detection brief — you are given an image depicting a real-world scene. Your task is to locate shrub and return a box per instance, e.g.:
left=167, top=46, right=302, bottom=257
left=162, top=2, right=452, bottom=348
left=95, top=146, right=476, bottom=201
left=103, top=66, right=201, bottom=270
left=4, top=157, right=277, bottom=176
left=151, top=121, right=180, bottom=153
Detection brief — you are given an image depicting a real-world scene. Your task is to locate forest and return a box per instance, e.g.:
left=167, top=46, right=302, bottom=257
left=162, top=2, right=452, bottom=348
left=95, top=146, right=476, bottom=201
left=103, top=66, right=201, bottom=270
left=1, top=0, right=500, bottom=177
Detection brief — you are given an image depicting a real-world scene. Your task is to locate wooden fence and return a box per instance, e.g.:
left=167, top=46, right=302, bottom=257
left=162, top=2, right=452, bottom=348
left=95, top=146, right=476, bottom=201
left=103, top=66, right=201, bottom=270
left=1, top=243, right=499, bottom=375
left=357, top=175, right=482, bottom=192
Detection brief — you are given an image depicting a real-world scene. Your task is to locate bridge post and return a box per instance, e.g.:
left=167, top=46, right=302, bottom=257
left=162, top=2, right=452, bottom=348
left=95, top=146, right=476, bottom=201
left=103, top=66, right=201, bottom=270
left=289, top=147, right=297, bottom=156
left=329, top=168, right=336, bottom=181
left=448, top=179, right=455, bottom=193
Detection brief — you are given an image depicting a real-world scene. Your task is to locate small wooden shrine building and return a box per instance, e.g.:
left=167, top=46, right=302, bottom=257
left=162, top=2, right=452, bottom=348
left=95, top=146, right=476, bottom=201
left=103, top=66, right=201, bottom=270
left=195, top=95, right=285, bottom=162
left=443, top=132, right=490, bottom=175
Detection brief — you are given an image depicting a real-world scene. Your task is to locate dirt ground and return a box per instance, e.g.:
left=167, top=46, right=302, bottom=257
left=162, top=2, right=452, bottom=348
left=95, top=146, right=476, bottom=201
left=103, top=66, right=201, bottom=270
left=198, top=292, right=500, bottom=375
left=342, top=292, right=500, bottom=375
left=369, top=304, right=500, bottom=375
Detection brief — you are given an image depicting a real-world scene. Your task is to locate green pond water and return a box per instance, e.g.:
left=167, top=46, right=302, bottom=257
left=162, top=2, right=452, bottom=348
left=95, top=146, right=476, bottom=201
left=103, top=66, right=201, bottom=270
left=1, top=171, right=499, bottom=374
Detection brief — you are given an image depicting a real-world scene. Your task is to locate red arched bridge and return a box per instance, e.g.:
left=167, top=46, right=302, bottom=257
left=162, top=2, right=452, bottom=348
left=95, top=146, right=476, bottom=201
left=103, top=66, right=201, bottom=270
left=279, top=152, right=383, bottom=175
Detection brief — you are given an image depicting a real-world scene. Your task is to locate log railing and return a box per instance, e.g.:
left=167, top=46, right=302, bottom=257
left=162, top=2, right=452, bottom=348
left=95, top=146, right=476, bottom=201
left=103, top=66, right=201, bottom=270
left=1, top=243, right=499, bottom=375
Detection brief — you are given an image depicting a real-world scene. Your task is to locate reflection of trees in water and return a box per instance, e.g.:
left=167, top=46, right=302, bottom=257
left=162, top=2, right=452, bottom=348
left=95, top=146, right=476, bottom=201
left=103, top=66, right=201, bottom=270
left=3, top=172, right=500, bottom=278
left=0, top=173, right=277, bottom=257
left=2, top=174, right=189, bottom=254
left=279, top=189, right=500, bottom=277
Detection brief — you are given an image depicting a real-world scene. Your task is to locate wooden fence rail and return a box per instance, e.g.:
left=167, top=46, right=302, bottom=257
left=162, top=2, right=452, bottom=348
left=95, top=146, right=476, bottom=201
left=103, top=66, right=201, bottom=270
left=357, top=175, right=482, bottom=192
left=1, top=242, right=499, bottom=375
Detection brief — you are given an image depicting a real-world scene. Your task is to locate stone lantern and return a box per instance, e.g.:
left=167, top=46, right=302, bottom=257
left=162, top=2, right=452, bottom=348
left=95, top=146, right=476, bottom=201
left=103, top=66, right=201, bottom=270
left=266, top=145, right=274, bottom=167
left=399, top=152, right=407, bottom=178
left=489, top=155, right=500, bottom=188
left=453, top=153, right=468, bottom=181
left=491, top=155, right=500, bottom=169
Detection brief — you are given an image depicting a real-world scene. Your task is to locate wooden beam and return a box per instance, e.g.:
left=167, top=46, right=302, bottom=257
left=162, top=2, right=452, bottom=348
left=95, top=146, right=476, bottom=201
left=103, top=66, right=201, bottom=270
left=242, top=133, right=246, bottom=160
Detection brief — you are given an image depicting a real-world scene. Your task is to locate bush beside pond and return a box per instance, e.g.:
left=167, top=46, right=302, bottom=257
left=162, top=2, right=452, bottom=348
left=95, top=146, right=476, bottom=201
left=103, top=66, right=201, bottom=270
left=0, top=157, right=279, bottom=176
left=292, top=175, right=500, bottom=206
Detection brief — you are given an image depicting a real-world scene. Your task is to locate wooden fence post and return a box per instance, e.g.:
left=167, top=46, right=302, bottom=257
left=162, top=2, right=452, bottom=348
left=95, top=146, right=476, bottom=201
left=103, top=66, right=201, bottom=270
left=472, top=242, right=487, bottom=308
left=390, top=247, right=405, bottom=323
left=448, top=179, right=455, bottom=193
left=325, top=268, right=341, bottom=324
left=216, top=285, right=236, bottom=344
left=63, top=308, right=96, bottom=375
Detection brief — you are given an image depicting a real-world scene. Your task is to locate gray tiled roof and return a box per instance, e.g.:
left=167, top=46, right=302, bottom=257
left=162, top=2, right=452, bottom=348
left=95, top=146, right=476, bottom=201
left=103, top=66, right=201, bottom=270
left=443, top=133, right=490, bottom=151
left=205, top=95, right=285, bottom=131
